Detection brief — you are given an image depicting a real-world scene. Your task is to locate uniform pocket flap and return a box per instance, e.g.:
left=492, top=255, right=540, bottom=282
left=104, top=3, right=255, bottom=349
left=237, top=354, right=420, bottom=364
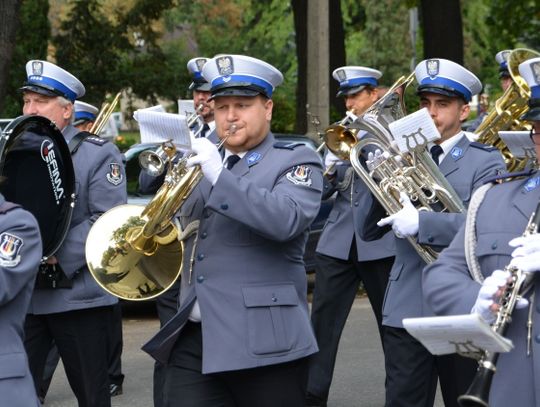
left=242, top=284, right=299, bottom=307
left=0, top=352, right=26, bottom=379
left=475, top=232, right=515, bottom=257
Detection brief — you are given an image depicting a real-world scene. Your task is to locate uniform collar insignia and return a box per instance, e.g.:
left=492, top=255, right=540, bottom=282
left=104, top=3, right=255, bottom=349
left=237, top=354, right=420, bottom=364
left=450, top=146, right=463, bottom=160
left=246, top=152, right=262, bottom=166
left=524, top=176, right=540, bottom=192
left=0, top=232, right=23, bottom=267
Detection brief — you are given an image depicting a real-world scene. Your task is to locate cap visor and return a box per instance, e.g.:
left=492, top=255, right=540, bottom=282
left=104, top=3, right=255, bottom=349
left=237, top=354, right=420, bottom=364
left=336, top=85, right=367, bottom=97
left=417, top=85, right=467, bottom=101
left=209, top=88, right=262, bottom=100
left=20, top=84, right=60, bottom=98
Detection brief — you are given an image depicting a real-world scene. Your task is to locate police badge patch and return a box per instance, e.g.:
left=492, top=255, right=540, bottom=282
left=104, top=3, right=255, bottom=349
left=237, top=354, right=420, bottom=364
left=217, top=56, right=234, bottom=76
left=531, top=61, right=540, bottom=84
left=106, top=163, right=123, bottom=185
left=32, top=61, right=43, bottom=76
left=524, top=176, right=540, bottom=192
left=426, top=59, right=439, bottom=78
left=286, top=165, right=312, bottom=186
left=195, top=58, right=207, bottom=72
left=0, top=232, right=23, bottom=267
left=336, top=69, right=347, bottom=81
left=450, top=146, right=463, bottom=160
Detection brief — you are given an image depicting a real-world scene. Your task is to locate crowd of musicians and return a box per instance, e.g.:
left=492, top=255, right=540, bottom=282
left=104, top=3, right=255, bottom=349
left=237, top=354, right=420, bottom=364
left=1, top=46, right=540, bottom=407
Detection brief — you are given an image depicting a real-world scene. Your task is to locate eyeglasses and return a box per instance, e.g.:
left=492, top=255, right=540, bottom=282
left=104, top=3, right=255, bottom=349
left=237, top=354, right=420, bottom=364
left=529, top=129, right=540, bottom=145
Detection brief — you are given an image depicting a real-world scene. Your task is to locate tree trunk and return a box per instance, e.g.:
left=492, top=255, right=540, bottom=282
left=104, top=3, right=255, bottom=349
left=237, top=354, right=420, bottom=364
left=0, top=0, right=22, bottom=113
left=292, top=0, right=308, bottom=134
left=329, top=0, right=346, bottom=119
left=420, top=0, right=463, bottom=64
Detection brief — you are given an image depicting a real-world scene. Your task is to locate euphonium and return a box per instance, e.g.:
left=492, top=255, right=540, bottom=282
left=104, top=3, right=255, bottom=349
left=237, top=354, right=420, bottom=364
left=85, top=125, right=235, bottom=300
left=474, top=48, right=540, bottom=171
left=458, top=200, right=540, bottom=407
left=349, top=72, right=465, bottom=264
left=322, top=109, right=360, bottom=160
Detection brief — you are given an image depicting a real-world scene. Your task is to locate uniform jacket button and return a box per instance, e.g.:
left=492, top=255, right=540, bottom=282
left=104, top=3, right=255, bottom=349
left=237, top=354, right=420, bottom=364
left=197, top=253, right=205, bottom=261
left=354, top=201, right=359, bottom=206
left=196, top=275, right=205, bottom=283
left=535, top=334, right=540, bottom=344
left=428, top=236, right=434, bottom=243
left=491, top=242, right=498, bottom=250
left=220, top=203, right=229, bottom=210
left=201, top=232, right=207, bottom=239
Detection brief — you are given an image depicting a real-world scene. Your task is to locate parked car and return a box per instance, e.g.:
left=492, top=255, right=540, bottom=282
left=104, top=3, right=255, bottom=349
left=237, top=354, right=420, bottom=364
left=123, top=133, right=333, bottom=273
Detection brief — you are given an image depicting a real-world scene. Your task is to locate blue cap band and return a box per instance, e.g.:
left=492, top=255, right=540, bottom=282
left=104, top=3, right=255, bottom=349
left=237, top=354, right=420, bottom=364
left=193, top=71, right=203, bottom=80
left=500, top=61, right=508, bottom=70
left=531, top=86, right=540, bottom=99
left=75, top=111, right=96, bottom=121
left=420, top=76, right=472, bottom=102
left=27, top=75, right=77, bottom=102
left=211, top=74, right=274, bottom=97
left=339, top=76, right=378, bottom=91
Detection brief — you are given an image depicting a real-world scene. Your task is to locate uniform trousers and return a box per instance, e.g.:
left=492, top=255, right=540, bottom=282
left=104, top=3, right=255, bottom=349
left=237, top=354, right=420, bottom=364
left=384, top=326, right=478, bottom=407
left=163, top=321, right=309, bottom=407
left=24, top=306, right=111, bottom=407
left=307, top=247, right=394, bottom=402
left=154, top=278, right=181, bottom=407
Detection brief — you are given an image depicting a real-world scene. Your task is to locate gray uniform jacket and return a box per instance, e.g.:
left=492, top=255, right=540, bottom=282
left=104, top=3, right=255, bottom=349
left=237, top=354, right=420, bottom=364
left=0, top=195, right=42, bottom=407
left=143, top=133, right=323, bottom=373
left=316, top=156, right=394, bottom=261
left=364, top=135, right=505, bottom=327
left=28, top=125, right=127, bottom=314
left=423, top=172, right=540, bottom=407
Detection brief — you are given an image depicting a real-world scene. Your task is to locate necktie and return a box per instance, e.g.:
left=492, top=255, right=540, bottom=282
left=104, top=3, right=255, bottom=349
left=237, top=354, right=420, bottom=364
left=430, top=145, right=444, bottom=166
left=226, top=154, right=240, bottom=170
left=200, top=123, right=210, bottom=138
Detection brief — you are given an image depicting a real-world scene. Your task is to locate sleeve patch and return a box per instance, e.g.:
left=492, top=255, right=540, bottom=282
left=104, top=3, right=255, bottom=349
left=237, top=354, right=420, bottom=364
left=286, top=165, right=312, bottom=186
left=0, top=232, right=23, bottom=267
left=106, top=163, right=124, bottom=185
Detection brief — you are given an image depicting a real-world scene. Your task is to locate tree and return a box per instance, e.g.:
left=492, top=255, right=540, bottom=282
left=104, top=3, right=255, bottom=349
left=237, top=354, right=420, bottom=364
left=1, top=0, right=49, bottom=117
left=420, top=0, right=463, bottom=63
left=0, top=0, right=23, bottom=115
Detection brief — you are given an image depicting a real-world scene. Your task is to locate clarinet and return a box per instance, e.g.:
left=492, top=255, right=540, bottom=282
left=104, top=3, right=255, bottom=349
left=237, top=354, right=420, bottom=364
left=458, top=200, right=540, bottom=407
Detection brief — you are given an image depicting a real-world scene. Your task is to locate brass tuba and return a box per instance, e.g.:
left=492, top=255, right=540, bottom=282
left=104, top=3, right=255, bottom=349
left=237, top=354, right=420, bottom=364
left=474, top=48, right=540, bottom=171
left=458, top=200, right=540, bottom=407
left=349, top=73, right=465, bottom=264
left=85, top=125, right=233, bottom=301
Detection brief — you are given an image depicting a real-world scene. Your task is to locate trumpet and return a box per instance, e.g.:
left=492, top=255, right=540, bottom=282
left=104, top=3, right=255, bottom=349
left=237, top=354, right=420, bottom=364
left=90, top=91, right=122, bottom=135
left=139, top=104, right=205, bottom=177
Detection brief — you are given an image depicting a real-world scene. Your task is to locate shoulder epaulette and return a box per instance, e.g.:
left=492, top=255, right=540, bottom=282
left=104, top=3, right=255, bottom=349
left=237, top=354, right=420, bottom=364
left=83, top=135, right=108, bottom=146
left=273, top=141, right=303, bottom=150
left=469, top=142, right=498, bottom=152
left=0, top=201, right=20, bottom=214
left=482, top=168, right=535, bottom=185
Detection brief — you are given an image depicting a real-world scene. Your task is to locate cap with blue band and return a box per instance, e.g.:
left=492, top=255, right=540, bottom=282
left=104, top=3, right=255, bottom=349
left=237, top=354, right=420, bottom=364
left=518, top=57, right=540, bottom=121
left=187, top=57, right=211, bottom=92
left=414, top=58, right=482, bottom=102
left=496, top=50, right=512, bottom=78
left=202, top=54, right=283, bottom=99
left=74, top=101, right=99, bottom=124
left=332, top=66, right=382, bottom=97
left=22, top=60, right=85, bottom=102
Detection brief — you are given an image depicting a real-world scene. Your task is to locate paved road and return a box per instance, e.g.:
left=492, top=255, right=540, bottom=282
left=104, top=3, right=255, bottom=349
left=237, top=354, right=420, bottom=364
left=43, top=298, right=444, bottom=407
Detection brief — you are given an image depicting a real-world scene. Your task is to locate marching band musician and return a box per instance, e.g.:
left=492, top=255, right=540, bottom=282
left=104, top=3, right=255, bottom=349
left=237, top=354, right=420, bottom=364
left=142, top=54, right=323, bottom=407
left=73, top=100, right=99, bottom=132
left=423, top=56, right=540, bottom=407
left=20, top=60, right=127, bottom=407
left=0, top=193, right=43, bottom=407
left=496, top=49, right=514, bottom=92
left=139, top=57, right=216, bottom=195
left=306, top=66, right=395, bottom=407
left=364, top=58, right=506, bottom=407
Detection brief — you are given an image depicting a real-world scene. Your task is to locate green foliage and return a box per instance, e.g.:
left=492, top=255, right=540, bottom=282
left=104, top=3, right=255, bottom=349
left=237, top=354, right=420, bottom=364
left=487, top=0, right=540, bottom=50
left=2, top=0, right=50, bottom=117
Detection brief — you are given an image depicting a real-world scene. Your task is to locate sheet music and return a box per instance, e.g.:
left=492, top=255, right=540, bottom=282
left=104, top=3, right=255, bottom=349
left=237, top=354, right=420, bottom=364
left=389, top=108, right=441, bottom=153
left=178, top=99, right=195, bottom=116
left=134, top=105, right=191, bottom=148
left=499, top=131, right=537, bottom=160
left=403, top=313, right=513, bottom=355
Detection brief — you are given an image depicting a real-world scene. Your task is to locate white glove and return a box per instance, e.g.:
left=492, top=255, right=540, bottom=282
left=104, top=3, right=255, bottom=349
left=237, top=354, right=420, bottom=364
left=377, top=192, right=419, bottom=238
left=186, top=137, right=223, bottom=185
left=509, top=234, right=540, bottom=273
left=324, top=150, right=343, bottom=175
left=366, top=149, right=387, bottom=172
left=472, top=269, right=510, bottom=323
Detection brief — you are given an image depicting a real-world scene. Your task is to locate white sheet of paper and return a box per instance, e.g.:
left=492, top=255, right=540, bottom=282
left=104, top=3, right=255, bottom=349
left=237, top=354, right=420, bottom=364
left=389, top=108, right=441, bottom=153
left=134, top=106, right=191, bottom=149
left=499, top=131, right=537, bottom=159
left=178, top=99, right=195, bottom=116
left=403, top=313, right=513, bottom=356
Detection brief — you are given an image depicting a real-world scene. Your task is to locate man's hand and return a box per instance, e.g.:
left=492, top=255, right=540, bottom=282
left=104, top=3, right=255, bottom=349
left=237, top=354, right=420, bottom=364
left=186, top=138, right=223, bottom=185
left=324, top=150, right=344, bottom=175
left=509, top=234, right=540, bottom=273
left=377, top=192, right=419, bottom=238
